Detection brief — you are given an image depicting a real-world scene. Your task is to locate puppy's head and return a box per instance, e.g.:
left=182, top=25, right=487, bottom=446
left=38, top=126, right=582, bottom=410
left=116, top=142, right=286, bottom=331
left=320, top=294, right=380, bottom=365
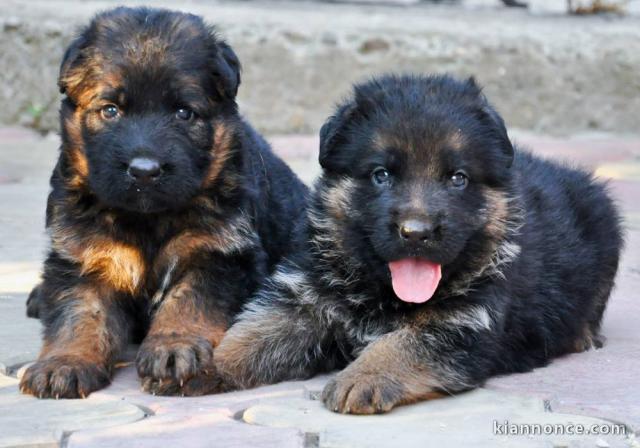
left=317, top=74, right=515, bottom=303
left=58, top=7, right=241, bottom=213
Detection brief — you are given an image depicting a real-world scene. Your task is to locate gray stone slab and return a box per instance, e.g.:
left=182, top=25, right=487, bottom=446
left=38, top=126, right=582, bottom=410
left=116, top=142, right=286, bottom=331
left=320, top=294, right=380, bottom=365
left=0, top=374, right=146, bottom=448
left=0, top=131, right=54, bottom=269
left=69, top=416, right=305, bottom=448
left=0, top=293, right=41, bottom=368
left=67, top=366, right=311, bottom=447
left=242, top=389, right=633, bottom=448
left=1, top=129, right=639, bottom=447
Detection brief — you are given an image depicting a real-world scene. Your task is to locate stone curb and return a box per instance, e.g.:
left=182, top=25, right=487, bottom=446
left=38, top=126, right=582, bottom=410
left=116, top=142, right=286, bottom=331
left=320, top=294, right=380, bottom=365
left=0, top=0, right=639, bottom=135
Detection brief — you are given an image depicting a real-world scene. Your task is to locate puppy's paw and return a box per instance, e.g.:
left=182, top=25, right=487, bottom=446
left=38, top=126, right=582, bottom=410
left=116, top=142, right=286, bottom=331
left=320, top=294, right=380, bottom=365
left=141, top=371, right=225, bottom=397
left=19, top=356, right=111, bottom=399
left=321, top=371, right=405, bottom=414
left=136, top=334, right=213, bottom=389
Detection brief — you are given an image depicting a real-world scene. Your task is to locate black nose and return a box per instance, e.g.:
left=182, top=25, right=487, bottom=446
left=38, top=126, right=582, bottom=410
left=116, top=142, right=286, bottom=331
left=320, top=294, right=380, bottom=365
left=398, top=219, right=438, bottom=243
left=127, top=157, right=162, bottom=183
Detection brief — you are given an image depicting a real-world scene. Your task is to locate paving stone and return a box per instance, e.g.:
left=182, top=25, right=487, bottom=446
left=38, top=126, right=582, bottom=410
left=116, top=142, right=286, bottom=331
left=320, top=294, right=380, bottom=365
left=597, top=162, right=640, bottom=182
left=69, top=415, right=305, bottom=448
left=0, top=374, right=17, bottom=388
left=67, top=366, right=316, bottom=447
left=0, top=293, right=41, bottom=368
left=1, top=129, right=639, bottom=447
left=511, top=132, right=640, bottom=169
left=0, top=374, right=146, bottom=448
left=242, top=389, right=632, bottom=448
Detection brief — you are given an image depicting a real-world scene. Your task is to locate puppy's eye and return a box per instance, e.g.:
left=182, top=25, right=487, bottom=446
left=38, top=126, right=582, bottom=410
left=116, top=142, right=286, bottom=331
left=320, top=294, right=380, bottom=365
left=371, top=167, right=392, bottom=186
left=101, top=104, right=120, bottom=120
left=176, top=108, right=194, bottom=121
left=450, top=171, right=469, bottom=189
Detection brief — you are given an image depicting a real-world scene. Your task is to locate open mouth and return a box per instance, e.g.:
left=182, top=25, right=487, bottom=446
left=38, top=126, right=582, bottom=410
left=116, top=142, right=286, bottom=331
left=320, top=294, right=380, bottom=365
left=388, top=258, right=442, bottom=304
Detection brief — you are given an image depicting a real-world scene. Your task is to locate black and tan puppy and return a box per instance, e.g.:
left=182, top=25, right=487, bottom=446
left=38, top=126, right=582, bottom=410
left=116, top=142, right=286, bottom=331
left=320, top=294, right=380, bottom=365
left=212, top=75, right=623, bottom=413
left=21, top=7, right=307, bottom=399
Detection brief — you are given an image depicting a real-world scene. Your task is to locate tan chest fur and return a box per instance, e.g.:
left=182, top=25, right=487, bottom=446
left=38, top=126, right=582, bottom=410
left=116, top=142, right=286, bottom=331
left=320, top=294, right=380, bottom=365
left=50, top=212, right=255, bottom=296
left=54, top=233, right=147, bottom=295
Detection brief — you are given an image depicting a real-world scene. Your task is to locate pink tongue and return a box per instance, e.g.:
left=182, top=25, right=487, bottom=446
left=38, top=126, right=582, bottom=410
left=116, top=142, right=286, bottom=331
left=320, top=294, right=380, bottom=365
left=389, top=258, right=442, bottom=303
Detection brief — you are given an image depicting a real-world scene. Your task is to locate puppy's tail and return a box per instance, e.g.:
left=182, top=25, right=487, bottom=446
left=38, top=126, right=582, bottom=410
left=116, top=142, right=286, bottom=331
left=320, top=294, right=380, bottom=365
left=26, top=284, right=42, bottom=319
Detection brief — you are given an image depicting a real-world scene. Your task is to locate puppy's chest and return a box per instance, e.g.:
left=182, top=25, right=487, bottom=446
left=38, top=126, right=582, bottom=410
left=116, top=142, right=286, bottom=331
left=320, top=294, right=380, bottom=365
left=336, top=301, right=401, bottom=355
left=52, top=216, right=246, bottom=297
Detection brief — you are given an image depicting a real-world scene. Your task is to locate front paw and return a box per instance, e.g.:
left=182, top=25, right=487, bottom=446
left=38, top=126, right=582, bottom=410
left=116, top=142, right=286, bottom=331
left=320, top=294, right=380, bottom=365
left=321, top=371, right=405, bottom=414
left=19, top=356, right=111, bottom=399
left=136, top=334, right=213, bottom=394
left=141, top=371, right=225, bottom=397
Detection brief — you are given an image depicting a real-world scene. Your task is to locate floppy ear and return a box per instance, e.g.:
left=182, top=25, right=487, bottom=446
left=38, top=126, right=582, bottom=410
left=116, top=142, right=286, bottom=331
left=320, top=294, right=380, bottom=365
left=467, top=77, right=513, bottom=169
left=481, top=101, right=514, bottom=168
left=212, top=41, right=241, bottom=100
left=318, top=103, right=358, bottom=173
left=58, top=34, right=89, bottom=96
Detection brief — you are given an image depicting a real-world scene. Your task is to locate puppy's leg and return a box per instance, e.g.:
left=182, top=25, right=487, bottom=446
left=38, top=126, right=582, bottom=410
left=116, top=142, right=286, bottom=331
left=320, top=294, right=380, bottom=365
left=209, top=263, right=338, bottom=390
left=140, top=259, right=337, bottom=395
left=214, top=295, right=336, bottom=391
left=20, top=283, right=128, bottom=398
left=322, top=305, right=497, bottom=414
left=137, top=271, right=228, bottom=395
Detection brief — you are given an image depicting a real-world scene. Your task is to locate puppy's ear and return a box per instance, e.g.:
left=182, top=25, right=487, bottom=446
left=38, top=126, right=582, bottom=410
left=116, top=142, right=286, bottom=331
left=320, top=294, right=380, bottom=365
left=212, top=41, right=241, bottom=100
left=58, top=34, right=89, bottom=97
left=481, top=101, right=514, bottom=168
left=319, top=103, right=359, bottom=173
left=467, top=77, right=513, bottom=168
left=465, top=76, right=481, bottom=92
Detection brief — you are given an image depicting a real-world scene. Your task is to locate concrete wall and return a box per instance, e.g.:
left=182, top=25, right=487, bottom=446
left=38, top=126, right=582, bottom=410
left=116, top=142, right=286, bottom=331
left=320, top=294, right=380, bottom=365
left=1, top=0, right=639, bottom=135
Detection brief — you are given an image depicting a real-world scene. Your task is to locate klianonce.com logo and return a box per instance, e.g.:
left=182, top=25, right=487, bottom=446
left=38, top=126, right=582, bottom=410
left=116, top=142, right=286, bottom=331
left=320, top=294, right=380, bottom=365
left=493, top=420, right=627, bottom=437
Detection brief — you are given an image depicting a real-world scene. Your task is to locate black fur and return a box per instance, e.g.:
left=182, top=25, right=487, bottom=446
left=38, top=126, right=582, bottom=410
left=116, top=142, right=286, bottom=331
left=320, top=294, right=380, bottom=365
left=213, top=74, right=623, bottom=414
left=21, top=7, right=307, bottom=399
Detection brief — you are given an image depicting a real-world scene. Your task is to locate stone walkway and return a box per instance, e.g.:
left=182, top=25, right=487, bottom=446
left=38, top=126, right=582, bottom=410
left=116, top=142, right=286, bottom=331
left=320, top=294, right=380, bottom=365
left=0, top=127, right=639, bottom=447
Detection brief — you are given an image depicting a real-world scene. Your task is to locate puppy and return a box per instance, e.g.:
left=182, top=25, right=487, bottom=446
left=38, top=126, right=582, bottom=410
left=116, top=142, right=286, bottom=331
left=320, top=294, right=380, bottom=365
left=20, top=7, right=307, bottom=399
left=212, top=74, right=623, bottom=413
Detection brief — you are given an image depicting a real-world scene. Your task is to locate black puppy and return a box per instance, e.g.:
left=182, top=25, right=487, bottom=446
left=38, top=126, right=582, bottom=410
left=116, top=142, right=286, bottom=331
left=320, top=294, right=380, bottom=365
left=21, top=7, right=307, bottom=399
left=212, top=74, right=623, bottom=413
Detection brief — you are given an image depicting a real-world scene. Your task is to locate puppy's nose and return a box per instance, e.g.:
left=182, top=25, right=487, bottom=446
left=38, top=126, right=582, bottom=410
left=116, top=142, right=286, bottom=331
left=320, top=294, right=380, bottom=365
left=398, top=219, right=437, bottom=243
left=127, top=157, right=162, bottom=183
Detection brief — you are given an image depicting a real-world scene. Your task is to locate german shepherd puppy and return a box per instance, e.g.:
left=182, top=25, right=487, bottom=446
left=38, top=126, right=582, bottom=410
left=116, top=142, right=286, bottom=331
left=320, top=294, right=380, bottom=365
left=21, top=7, right=307, bottom=399
left=211, top=75, right=623, bottom=413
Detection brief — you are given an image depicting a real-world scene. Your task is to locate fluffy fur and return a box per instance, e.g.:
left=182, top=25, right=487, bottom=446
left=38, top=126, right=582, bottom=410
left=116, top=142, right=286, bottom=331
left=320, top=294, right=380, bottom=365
left=21, top=7, right=307, bottom=399
left=212, top=74, right=623, bottom=413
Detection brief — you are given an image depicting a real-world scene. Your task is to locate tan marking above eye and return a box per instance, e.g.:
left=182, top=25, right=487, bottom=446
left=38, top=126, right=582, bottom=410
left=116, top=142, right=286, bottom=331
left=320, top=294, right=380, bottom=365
left=447, top=129, right=466, bottom=150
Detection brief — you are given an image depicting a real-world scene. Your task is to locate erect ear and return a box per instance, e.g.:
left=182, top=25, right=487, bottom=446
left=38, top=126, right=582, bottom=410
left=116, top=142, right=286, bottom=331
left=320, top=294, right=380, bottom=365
left=58, top=33, right=89, bottom=97
left=318, top=102, right=359, bottom=173
left=212, top=41, right=241, bottom=100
